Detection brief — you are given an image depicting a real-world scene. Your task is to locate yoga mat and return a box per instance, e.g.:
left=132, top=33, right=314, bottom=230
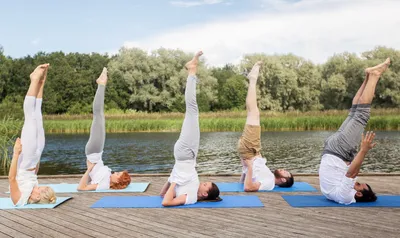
left=282, top=195, right=400, bottom=207
left=6, top=183, right=149, bottom=193
left=0, top=197, right=71, bottom=209
left=91, top=195, right=264, bottom=208
left=215, top=182, right=317, bottom=192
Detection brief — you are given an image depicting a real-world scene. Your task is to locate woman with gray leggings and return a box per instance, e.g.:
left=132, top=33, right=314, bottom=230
left=160, top=51, right=220, bottom=206
left=77, top=68, right=131, bottom=191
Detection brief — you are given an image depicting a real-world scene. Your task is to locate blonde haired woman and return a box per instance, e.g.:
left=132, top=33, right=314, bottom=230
left=8, top=64, right=56, bottom=206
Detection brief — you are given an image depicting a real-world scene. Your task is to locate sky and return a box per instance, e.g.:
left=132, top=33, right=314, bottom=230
left=1, top=0, right=399, bottom=66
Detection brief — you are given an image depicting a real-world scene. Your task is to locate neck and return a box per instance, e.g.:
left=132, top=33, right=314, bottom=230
left=274, top=177, right=280, bottom=185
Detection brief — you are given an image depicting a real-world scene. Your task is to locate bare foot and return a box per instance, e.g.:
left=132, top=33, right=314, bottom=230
left=96, top=67, right=108, bottom=85
left=185, top=51, right=203, bottom=70
left=30, top=64, right=49, bottom=83
left=365, top=58, right=390, bottom=76
left=247, top=61, right=263, bottom=83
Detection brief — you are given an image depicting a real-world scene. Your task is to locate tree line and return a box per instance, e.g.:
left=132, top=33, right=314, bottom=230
left=0, top=46, right=399, bottom=118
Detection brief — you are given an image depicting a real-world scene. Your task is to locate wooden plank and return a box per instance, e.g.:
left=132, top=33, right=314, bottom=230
left=1, top=210, right=70, bottom=238
left=68, top=197, right=204, bottom=238
left=11, top=209, right=88, bottom=238
left=55, top=205, right=155, bottom=238
left=0, top=176, right=400, bottom=237
left=35, top=209, right=106, bottom=238
left=0, top=213, right=52, bottom=238
left=0, top=223, right=25, bottom=238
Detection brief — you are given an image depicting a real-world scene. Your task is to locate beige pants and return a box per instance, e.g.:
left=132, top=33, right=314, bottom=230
left=237, top=124, right=261, bottom=159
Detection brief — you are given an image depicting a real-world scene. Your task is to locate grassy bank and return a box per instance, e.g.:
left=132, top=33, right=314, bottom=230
left=2, top=109, right=400, bottom=133
left=0, top=118, right=20, bottom=171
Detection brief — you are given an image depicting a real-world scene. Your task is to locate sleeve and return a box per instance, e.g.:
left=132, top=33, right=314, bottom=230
left=95, top=168, right=111, bottom=191
left=15, top=192, right=30, bottom=207
left=258, top=177, right=275, bottom=191
left=96, top=178, right=110, bottom=190
left=335, top=176, right=357, bottom=205
left=184, top=190, right=198, bottom=205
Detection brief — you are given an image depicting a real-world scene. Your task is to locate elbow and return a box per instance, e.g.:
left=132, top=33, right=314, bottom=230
left=346, top=172, right=357, bottom=179
left=8, top=175, right=16, bottom=181
left=244, top=186, right=256, bottom=192
left=77, top=186, right=85, bottom=191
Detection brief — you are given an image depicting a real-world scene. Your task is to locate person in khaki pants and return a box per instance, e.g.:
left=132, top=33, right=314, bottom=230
left=238, top=61, right=294, bottom=192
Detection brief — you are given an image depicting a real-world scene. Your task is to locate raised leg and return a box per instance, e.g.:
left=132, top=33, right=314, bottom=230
left=85, top=68, right=107, bottom=160
left=19, top=64, right=49, bottom=170
left=245, top=61, right=262, bottom=126
left=174, top=52, right=202, bottom=161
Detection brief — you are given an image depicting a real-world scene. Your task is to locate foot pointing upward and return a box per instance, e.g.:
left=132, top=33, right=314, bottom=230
left=96, top=67, right=108, bottom=85
left=365, top=58, right=390, bottom=77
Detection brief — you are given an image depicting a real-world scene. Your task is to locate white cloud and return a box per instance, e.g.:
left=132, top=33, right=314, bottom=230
left=31, top=38, right=41, bottom=46
left=125, top=0, right=400, bottom=66
left=170, top=0, right=226, bottom=7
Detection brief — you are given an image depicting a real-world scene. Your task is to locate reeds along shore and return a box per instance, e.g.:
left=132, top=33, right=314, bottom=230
left=2, top=109, right=400, bottom=133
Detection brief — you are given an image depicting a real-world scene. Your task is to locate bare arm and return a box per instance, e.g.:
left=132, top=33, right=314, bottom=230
left=160, top=180, right=171, bottom=197
left=346, top=132, right=376, bottom=178
left=9, top=138, right=22, bottom=205
left=161, top=182, right=187, bottom=206
left=77, top=163, right=97, bottom=191
left=34, top=162, right=40, bottom=175
left=244, top=160, right=261, bottom=192
left=240, top=173, right=246, bottom=183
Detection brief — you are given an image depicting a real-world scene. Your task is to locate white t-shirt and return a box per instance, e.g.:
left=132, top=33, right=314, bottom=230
left=168, top=159, right=199, bottom=205
left=15, top=170, right=38, bottom=206
left=319, top=154, right=357, bottom=205
left=89, top=160, right=111, bottom=191
left=243, top=157, right=275, bottom=191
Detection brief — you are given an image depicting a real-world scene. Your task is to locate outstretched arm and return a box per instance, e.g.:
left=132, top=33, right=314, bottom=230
left=346, top=132, right=376, bottom=178
left=161, top=182, right=187, bottom=206
left=9, top=138, right=22, bottom=205
left=243, top=159, right=261, bottom=192
left=77, top=163, right=98, bottom=191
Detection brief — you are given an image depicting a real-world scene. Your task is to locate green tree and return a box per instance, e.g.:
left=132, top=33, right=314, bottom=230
left=108, top=47, right=217, bottom=112
left=241, top=54, right=322, bottom=111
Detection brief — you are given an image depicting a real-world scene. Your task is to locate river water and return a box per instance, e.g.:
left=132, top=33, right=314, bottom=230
left=8, top=131, right=398, bottom=175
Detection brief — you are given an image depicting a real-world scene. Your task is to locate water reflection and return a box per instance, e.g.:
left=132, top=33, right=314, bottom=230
left=2, top=131, right=399, bottom=175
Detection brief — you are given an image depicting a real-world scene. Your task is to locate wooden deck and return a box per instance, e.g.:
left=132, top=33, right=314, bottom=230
left=0, top=175, right=399, bottom=238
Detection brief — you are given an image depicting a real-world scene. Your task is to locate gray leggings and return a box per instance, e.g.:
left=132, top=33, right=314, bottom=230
left=85, top=85, right=106, bottom=155
left=173, top=76, right=200, bottom=161
left=323, top=104, right=371, bottom=162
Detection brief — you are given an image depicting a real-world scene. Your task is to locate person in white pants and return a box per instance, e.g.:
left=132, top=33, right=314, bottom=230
left=9, top=64, right=56, bottom=206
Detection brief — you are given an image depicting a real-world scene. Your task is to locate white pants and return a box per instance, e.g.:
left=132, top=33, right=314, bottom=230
left=18, top=96, right=45, bottom=170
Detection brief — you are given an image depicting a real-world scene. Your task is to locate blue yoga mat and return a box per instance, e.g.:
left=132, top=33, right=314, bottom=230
left=91, top=195, right=264, bottom=208
left=40, top=183, right=149, bottom=193
left=215, top=182, right=317, bottom=192
left=282, top=195, right=400, bottom=207
left=0, top=197, right=71, bottom=210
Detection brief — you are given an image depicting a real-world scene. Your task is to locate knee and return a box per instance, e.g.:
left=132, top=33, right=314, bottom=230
left=355, top=111, right=370, bottom=126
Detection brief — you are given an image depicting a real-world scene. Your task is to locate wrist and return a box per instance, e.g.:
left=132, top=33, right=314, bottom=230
left=359, top=148, right=369, bottom=154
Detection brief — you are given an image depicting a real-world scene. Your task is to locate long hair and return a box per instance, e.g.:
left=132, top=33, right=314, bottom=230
left=110, top=171, right=131, bottom=189
left=29, top=186, right=57, bottom=204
